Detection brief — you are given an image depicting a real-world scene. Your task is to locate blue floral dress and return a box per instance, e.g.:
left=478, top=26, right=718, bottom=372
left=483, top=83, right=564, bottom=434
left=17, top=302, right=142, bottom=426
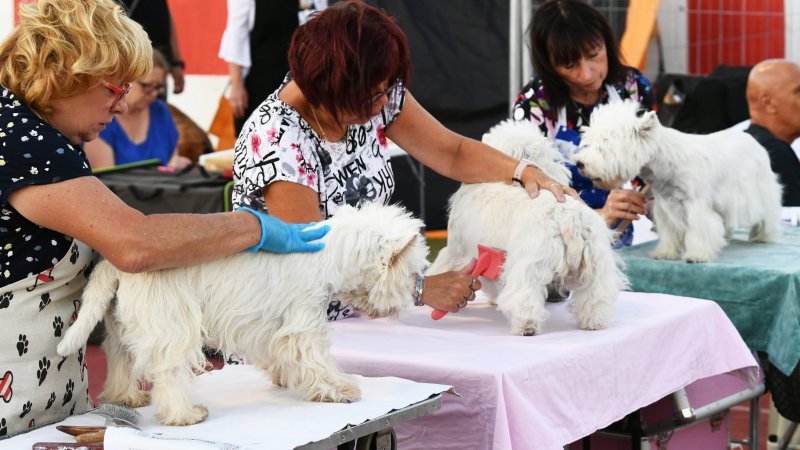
left=512, top=67, right=656, bottom=246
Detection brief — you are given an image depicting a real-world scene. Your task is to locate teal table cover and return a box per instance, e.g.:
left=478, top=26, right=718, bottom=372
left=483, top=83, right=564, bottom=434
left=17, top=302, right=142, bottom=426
left=618, top=226, right=800, bottom=376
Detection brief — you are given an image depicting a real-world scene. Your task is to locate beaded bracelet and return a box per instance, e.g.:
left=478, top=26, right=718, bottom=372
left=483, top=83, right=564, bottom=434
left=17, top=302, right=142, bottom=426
left=413, top=272, right=425, bottom=306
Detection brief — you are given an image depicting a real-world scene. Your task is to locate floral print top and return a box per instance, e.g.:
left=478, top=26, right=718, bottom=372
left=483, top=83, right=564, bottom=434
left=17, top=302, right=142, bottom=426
left=512, top=67, right=656, bottom=247
left=232, top=74, right=404, bottom=321
left=0, top=88, right=92, bottom=286
left=232, top=74, right=403, bottom=219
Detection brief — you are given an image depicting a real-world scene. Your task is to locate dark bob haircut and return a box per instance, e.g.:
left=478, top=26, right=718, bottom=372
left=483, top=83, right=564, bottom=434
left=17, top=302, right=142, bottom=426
left=529, top=0, right=626, bottom=114
left=288, top=0, right=412, bottom=122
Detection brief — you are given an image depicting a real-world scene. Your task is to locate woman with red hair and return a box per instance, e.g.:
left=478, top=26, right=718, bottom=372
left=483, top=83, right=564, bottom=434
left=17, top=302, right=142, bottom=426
left=232, top=0, right=577, bottom=319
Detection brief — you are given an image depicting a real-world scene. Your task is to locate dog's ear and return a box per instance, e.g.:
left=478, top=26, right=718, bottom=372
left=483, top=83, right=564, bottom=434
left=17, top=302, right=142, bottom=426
left=385, top=234, right=419, bottom=269
left=636, top=110, right=659, bottom=137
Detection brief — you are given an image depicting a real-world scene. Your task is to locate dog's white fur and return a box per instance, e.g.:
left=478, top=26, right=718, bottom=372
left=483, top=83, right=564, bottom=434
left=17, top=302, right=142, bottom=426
left=428, top=119, right=628, bottom=336
left=574, top=100, right=782, bottom=262
left=57, top=203, right=428, bottom=426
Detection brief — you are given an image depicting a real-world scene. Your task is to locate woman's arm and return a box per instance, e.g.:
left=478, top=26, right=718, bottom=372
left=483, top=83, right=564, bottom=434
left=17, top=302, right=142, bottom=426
left=83, top=139, right=116, bottom=169
left=386, top=91, right=576, bottom=200
left=9, top=176, right=261, bottom=272
left=263, top=181, right=323, bottom=223
left=227, top=63, right=249, bottom=118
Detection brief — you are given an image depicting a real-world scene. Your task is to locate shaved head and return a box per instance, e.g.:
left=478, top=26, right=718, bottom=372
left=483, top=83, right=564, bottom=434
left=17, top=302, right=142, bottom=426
left=747, top=59, right=800, bottom=143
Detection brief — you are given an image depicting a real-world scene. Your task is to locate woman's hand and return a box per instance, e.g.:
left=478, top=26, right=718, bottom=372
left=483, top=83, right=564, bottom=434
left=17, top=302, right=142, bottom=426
left=597, top=188, right=646, bottom=227
left=421, top=259, right=482, bottom=312
left=520, top=165, right=579, bottom=201
left=228, top=81, right=249, bottom=118
left=168, top=154, right=193, bottom=171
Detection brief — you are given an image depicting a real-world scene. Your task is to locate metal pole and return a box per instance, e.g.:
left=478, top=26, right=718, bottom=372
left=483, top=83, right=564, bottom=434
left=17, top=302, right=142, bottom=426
left=509, top=0, right=521, bottom=116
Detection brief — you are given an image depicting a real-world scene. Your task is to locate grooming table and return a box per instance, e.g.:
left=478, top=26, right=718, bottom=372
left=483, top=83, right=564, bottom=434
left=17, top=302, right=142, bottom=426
left=329, top=292, right=759, bottom=450
left=618, top=224, right=800, bottom=425
left=4, top=366, right=449, bottom=450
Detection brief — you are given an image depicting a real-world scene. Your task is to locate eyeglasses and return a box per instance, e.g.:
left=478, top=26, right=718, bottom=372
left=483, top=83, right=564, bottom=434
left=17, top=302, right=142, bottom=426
left=137, top=81, right=167, bottom=96
left=367, top=80, right=400, bottom=105
left=101, top=80, right=131, bottom=111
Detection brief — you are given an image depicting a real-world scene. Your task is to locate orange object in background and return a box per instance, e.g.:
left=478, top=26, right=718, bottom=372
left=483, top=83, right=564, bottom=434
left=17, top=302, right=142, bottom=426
left=209, top=94, right=237, bottom=151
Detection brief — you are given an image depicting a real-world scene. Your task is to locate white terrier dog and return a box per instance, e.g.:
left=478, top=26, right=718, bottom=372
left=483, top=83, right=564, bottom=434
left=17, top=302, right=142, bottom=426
left=574, top=100, right=782, bottom=262
left=427, top=120, right=628, bottom=336
left=57, top=203, right=428, bottom=426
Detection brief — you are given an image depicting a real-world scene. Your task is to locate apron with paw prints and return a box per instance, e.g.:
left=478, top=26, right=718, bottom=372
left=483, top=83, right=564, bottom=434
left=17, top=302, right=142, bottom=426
left=0, top=239, right=94, bottom=439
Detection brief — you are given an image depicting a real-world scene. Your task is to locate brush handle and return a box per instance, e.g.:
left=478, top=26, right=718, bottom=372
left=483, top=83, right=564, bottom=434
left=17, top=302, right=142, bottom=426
left=431, top=254, right=490, bottom=320
left=76, top=429, right=106, bottom=444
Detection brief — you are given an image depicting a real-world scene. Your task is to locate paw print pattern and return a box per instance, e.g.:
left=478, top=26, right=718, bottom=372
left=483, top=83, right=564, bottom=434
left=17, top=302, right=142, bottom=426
left=0, top=417, right=6, bottom=436
left=69, top=245, right=78, bottom=264
left=39, top=292, right=51, bottom=311
left=62, top=379, right=73, bottom=406
left=37, top=357, right=50, bottom=386
left=19, top=400, right=31, bottom=418
left=16, top=334, right=28, bottom=356
left=57, top=355, right=67, bottom=371
left=45, top=392, right=55, bottom=410
left=69, top=402, right=75, bottom=416
left=0, top=291, right=12, bottom=309
left=78, top=348, right=84, bottom=367
left=53, top=316, right=63, bottom=337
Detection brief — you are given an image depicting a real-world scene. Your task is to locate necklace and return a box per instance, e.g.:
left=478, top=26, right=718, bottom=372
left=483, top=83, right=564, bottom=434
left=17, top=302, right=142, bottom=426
left=311, top=106, right=348, bottom=154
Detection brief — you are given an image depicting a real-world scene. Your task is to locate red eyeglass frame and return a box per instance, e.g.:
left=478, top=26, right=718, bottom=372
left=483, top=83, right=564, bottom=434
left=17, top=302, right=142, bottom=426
left=100, top=80, right=132, bottom=111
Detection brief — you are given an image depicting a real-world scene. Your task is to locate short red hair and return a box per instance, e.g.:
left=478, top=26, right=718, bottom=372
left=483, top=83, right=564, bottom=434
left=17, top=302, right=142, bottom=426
left=288, top=0, right=412, bottom=121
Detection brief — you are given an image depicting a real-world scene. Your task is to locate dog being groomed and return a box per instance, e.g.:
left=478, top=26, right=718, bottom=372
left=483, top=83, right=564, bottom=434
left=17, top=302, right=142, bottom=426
left=57, top=203, right=429, bottom=426
left=574, top=100, right=783, bottom=263
left=427, top=120, right=629, bottom=336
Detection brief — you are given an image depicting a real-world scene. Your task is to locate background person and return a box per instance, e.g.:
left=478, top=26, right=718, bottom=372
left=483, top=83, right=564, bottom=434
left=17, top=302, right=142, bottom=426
left=218, top=0, right=299, bottom=134
left=119, top=0, right=185, bottom=95
left=745, top=59, right=800, bottom=206
left=512, top=0, right=656, bottom=247
left=84, top=49, right=191, bottom=170
left=232, top=0, right=578, bottom=321
left=0, top=0, right=327, bottom=438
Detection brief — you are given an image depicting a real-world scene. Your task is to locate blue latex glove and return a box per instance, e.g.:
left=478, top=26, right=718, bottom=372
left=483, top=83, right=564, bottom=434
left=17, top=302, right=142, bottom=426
left=237, top=207, right=330, bottom=253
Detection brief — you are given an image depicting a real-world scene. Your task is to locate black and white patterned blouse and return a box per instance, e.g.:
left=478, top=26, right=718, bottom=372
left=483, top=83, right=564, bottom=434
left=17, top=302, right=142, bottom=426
left=232, top=74, right=404, bottom=218
left=0, top=88, right=92, bottom=287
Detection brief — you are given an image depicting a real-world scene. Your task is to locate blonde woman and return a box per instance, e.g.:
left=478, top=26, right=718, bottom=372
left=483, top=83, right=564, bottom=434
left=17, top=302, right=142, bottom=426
left=0, top=0, right=327, bottom=437
left=84, top=49, right=192, bottom=169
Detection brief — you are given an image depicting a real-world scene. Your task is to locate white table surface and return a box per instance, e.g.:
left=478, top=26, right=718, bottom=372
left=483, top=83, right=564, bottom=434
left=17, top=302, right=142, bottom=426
left=4, top=366, right=451, bottom=450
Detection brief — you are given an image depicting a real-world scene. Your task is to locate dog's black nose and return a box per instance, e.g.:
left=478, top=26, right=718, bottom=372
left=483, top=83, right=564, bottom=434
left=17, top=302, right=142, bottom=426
left=576, top=161, right=585, bottom=170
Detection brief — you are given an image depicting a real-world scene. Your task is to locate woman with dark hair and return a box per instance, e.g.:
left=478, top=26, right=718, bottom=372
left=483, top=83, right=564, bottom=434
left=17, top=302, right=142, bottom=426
left=232, top=0, right=578, bottom=320
left=513, top=0, right=656, bottom=247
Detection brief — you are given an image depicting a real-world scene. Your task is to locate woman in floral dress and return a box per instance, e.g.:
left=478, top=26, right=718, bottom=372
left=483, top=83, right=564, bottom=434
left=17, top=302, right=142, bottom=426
left=232, top=0, right=578, bottom=320
left=513, top=0, right=657, bottom=247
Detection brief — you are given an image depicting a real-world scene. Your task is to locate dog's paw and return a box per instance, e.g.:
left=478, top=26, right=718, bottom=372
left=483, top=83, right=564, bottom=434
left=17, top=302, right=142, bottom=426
left=308, top=379, right=361, bottom=403
left=578, top=318, right=609, bottom=331
left=124, top=390, right=151, bottom=408
left=681, top=251, right=714, bottom=263
left=650, top=248, right=680, bottom=260
left=512, top=321, right=541, bottom=337
left=159, top=405, right=208, bottom=426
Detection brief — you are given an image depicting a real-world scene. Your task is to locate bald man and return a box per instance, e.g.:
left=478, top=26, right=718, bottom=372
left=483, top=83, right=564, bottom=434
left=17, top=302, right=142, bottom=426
left=744, top=59, right=800, bottom=206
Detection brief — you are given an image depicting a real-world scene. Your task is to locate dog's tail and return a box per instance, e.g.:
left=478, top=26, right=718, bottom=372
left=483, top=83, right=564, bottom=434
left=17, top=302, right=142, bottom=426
left=557, top=200, right=629, bottom=293
left=57, top=259, right=119, bottom=356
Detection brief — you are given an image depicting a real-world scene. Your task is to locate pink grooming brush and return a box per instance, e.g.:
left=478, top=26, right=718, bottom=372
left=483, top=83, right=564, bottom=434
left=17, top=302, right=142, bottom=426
left=431, top=244, right=505, bottom=320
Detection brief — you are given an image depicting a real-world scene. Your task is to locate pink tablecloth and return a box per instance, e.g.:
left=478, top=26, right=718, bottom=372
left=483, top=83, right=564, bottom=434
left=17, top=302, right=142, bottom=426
left=330, top=291, right=758, bottom=450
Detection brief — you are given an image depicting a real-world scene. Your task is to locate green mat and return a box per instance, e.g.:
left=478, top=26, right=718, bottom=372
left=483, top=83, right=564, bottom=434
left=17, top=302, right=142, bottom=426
left=618, top=226, right=800, bottom=376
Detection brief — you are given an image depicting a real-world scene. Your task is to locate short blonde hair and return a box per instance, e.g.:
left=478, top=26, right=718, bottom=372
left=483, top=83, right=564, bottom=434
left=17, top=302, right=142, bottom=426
left=0, top=0, right=153, bottom=115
